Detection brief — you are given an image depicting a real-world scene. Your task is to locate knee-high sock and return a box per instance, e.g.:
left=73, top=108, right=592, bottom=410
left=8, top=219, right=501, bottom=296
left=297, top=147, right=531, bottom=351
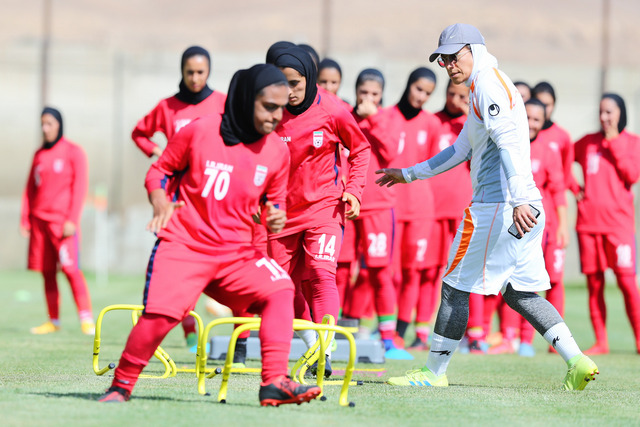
left=498, top=301, right=519, bottom=341
left=519, top=315, right=535, bottom=345
left=112, top=313, right=180, bottom=393
left=482, top=294, right=500, bottom=339
left=546, top=280, right=565, bottom=316
left=61, top=268, right=93, bottom=322
left=586, top=272, right=607, bottom=345
left=336, top=262, right=352, bottom=311
left=307, top=268, right=339, bottom=324
left=615, top=273, right=640, bottom=350
left=467, top=292, right=485, bottom=339
left=417, top=267, right=441, bottom=323
left=181, top=316, right=197, bottom=337
left=369, top=266, right=397, bottom=340
left=43, top=269, right=60, bottom=321
left=232, top=308, right=253, bottom=340
left=343, top=268, right=373, bottom=319
left=257, top=289, right=294, bottom=384
left=425, top=283, right=469, bottom=376
left=397, top=268, right=420, bottom=324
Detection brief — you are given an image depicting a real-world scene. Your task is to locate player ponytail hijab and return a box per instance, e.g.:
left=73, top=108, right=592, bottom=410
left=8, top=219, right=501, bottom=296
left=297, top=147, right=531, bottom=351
left=41, top=107, right=63, bottom=148
left=397, top=67, right=436, bottom=120
left=265, top=41, right=295, bottom=64
left=273, top=46, right=318, bottom=115
left=175, top=46, right=214, bottom=105
left=220, top=64, right=287, bottom=147
left=601, top=93, right=627, bottom=134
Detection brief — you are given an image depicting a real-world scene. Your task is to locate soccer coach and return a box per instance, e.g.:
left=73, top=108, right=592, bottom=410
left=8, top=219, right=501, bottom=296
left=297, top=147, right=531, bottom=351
left=376, top=23, right=598, bottom=391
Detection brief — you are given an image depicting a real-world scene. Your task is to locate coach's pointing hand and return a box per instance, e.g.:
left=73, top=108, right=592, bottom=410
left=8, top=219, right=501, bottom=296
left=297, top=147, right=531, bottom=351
left=147, top=188, right=185, bottom=234
left=375, top=168, right=407, bottom=187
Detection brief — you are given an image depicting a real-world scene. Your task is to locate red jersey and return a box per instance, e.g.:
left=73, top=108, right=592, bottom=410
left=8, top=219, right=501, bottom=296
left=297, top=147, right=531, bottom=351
left=275, top=91, right=370, bottom=236
left=428, top=110, right=472, bottom=220
left=145, top=115, right=290, bottom=255
left=352, top=108, right=398, bottom=215
left=21, top=137, right=88, bottom=228
left=530, top=136, right=566, bottom=231
left=386, top=106, right=440, bottom=221
left=132, top=91, right=227, bottom=157
left=536, top=122, right=573, bottom=190
left=573, top=130, right=640, bottom=233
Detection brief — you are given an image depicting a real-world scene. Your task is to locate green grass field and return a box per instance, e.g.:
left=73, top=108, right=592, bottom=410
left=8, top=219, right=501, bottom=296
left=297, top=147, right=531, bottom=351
left=1, top=269, right=639, bottom=426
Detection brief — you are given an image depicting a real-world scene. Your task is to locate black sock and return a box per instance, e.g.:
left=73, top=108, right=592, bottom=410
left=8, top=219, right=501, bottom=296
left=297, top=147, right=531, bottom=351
left=396, top=320, right=409, bottom=338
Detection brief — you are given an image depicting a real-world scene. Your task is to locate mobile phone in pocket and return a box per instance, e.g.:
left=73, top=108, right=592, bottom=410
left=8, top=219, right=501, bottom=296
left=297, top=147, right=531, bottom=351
left=508, top=205, right=541, bottom=239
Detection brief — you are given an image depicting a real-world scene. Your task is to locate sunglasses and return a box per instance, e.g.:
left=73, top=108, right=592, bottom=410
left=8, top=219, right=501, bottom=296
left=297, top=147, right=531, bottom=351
left=437, top=47, right=471, bottom=68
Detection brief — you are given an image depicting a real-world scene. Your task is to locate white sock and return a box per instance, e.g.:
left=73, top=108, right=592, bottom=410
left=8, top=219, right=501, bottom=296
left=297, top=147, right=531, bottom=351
left=543, top=323, right=581, bottom=363
left=425, top=333, right=460, bottom=377
left=296, top=329, right=318, bottom=349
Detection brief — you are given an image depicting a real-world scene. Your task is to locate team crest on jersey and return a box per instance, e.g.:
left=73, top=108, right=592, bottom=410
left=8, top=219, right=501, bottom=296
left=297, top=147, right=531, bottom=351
left=313, top=131, right=323, bottom=148
left=548, top=141, right=559, bottom=152
left=174, top=119, right=192, bottom=133
left=254, top=165, right=268, bottom=186
left=488, top=104, right=500, bottom=116
left=417, top=130, right=428, bottom=145
left=53, top=159, right=64, bottom=173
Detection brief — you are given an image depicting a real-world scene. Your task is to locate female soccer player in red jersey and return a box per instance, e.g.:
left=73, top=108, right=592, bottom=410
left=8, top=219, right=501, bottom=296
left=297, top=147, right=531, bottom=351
left=131, top=46, right=227, bottom=349
left=271, top=47, right=370, bottom=376
left=21, top=107, right=94, bottom=335
left=573, top=93, right=640, bottom=355
left=98, top=64, right=321, bottom=406
left=343, top=68, right=412, bottom=359
left=383, top=68, right=440, bottom=352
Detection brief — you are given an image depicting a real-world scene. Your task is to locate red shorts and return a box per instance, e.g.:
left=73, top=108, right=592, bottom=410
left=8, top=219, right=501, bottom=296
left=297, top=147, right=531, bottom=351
left=542, top=226, right=565, bottom=283
left=268, top=222, right=343, bottom=275
left=395, top=219, right=432, bottom=269
left=354, top=209, right=394, bottom=268
left=144, top=239, right=294, bottom=321
left=28, top=217, right=81, bottom=273
left=424, top=218, right=458, bottom=268
left=577, top=232, right=637, bottom=275
left=337, top=220, right=357, bottom=263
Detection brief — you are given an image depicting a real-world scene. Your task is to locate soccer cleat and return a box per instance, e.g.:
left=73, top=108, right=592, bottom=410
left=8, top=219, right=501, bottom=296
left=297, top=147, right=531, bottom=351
left=518, top=343, right=536, bottom=357
left=468, top=339, right=488, bottom=354
left=30, top=321, right=60, bottom=335
left=98, top=386, right=131, bottom=402
left=307, top=354, right=332, bottom=379
left=407, top=336, right=429, bottom=351
left=259, top=376, right=321, bottom=407
left=81, top=321, right=95, bottom=336
left=488, top=340, right=515, bottom=355
left=563, top=355, right=599, bottom=391
left=387, top=368, right=448, bottom=387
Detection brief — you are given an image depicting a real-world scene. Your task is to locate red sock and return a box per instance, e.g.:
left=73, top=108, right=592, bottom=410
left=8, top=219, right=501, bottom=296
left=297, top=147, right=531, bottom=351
left=336, top=262, right=352, bottom=310
left=369, top=266, right=396, bottom=340
left=397, top=268, right=420, bottom=323
left=43, top=269, right=59, bottom=321
left=112, top=313, right=180, bottom=393
left=546, top=281, right=565, bottom=316
left=468, top=292, right=484, bottom=333
left=343, top=268, right=373, bottom=319
left=519, top=315, right=535, bottom=345
left=232, top=308, right=253, bottom=339
left=181, top=316, right=197, bottom=337
left=62, top=268, right=93, bottom=320
left=257, top=289, right=294, bottom=384
left=499, top=301, right=519, bottom=339
left=483, top=294, right=500, bottom=339
left=417, top=267, right=441, bottom=323
left=615, top=273, right=640, bottom=349
left=587, top=272, right=608, bottom=345
left=307, top=268, right=340, bottom=323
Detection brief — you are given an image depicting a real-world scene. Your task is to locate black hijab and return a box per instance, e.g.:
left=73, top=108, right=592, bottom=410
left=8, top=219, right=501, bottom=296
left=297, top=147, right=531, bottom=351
left=355, top=68, right=385, bottom=108
left=266, top=41, right=296, bottom=64
left=220, top=64, right=287, bottom=147
left=318, top=58, right=342, bottom=77
left=602, top=93, right=627, bottom=134
left=175, top=46, right=214, bottom=105
left=273, top=47, right=318, bottom=116
left=41, top=107, right=63, bottom=148
left=298, top=43, right=319, bottom=69
left=532, top=81, right=556, bottom=130
left=397, top=67, right=436, bottom=120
